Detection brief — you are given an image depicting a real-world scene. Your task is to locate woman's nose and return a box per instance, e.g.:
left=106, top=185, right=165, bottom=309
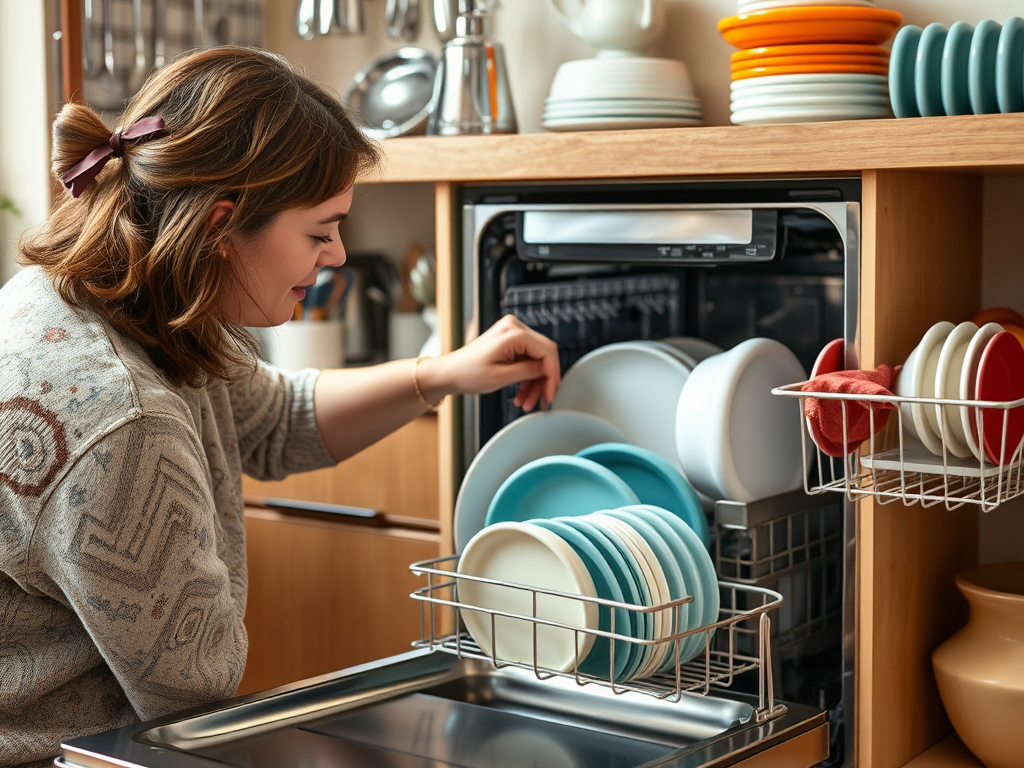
left=321, top=240, right=347, bottom=268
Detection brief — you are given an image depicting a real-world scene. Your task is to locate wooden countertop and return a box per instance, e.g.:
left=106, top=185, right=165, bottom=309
left=370, top=113, right=1024, bottom=183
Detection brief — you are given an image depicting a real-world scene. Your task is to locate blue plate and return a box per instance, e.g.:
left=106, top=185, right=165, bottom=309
left=617, top=505, right=706, bottom=668
left=942, top=20, right=975, bottom=115
left=529, top=518, right=632, bottom=682
left=996, top=16, right=1024, bottom=113
left=630, top=505, right=720, bottom=659
left=598, top=509, right=692, bottom=674
left=970, top=19, right=1002, bottom=114
left=484, top=456, right=640, bottom=528
left=576, top=443, right=711, bottom=551
left=890, top=25, right=922, bottom=118
left=916, top=23, right=948, bottom=116
left=562, top=515, right=649, bottom=681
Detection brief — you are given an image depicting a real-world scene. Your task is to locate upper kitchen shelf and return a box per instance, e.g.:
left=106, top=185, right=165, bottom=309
left=367, top=113, right=1024, bottom=184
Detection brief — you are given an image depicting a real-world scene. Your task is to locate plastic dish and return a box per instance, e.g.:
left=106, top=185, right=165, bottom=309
left=457, top=522, right=599, bottom=671
left=553, top=342, right=694, bottom=477
left=528, top=518, right=632, bottom=681
left=731, top=104, right=891, bottom=124
left=484, top=455, right=640, bottom=528
left=731, top=83, right=888, bottom=101
left=717, top=7, right=903, bottom=49
left=597, top=510, right=688, bottom=676
left=731, top=93, right=890, bottom=111
left=675, top=337, right=808, bottom=503
left=629, top=504, right=719, bottom=658
left=959, top=322, right=1004, bottom=462
left=732, top=63, right=889, bottom=80
left=576, top=442, right=710, bottom=550
left=974, top=331, right=1024, bottom=465
left=916, top=23, right=949, bottom=117
left=591, top=514, right=671, bottom=678
left=731, top=43, right=890, bottom=63
left=996, top=16, right=1024, bottom=113
left=971, top=306, right=1024, bottom=327
left=738, top=0, right=877, bottom=11
left=658, top=337, right=723, bottom=366
left=941, top=20, right=975, bottom=116
left=805, top=338, right=847, bottom=457
left=562, top=516, right=647, bottom=680
left=889, top=24, right=922, bottom=118
left=969, top=19, right=1002, bottom=115
left=613, top=506, right=705, bottom=668
left=731, top=72, right=887, bottom=90
left=731, top=54, right=890, bottom=71
left=911, top=320, right=956, bottom=455
left=454, top=410, right=627, bottom=553
left=933, top=321, right=978, bottom=458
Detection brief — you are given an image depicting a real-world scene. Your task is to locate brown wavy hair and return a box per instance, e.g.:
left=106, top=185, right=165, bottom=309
left=19, top=46, right=382, bottom=387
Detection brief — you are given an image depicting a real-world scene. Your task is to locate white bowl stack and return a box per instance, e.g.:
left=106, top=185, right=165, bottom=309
left=543, top=57, right=704, bottom=132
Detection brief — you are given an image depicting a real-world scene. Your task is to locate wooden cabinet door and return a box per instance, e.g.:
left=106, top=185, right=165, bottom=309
left=237, top=506, right=440, bottom=695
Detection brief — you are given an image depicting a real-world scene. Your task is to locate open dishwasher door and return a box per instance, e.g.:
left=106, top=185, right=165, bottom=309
left=60, top=649, right=827, bottom=768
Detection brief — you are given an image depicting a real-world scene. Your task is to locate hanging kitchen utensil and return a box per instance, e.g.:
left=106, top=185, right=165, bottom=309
left=339, top=0, right=366, bottom=34
left=154, top=0, right=168, bottom=68
left=433, top=0, right=458, bottom=42
left=297, top=0, right=316, bottom=39
left=128, top=0, right=150, bottom=93
left=83, top=0, right=103, bottom=77
left=98, top=0, right=120, bottom=96
left=386, top=0, right=419, bottom=40
left=318, top=0, right=338, bottom=34
left=342, top=47, right=438, bottom=138
left=193, top=0, right=210, bottom=48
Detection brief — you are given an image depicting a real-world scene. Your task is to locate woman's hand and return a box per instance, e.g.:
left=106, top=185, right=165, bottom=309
left=419, top=315, right=561, bottom=412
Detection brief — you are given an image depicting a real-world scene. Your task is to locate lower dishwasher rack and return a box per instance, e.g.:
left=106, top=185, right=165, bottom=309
left=410, top=555, right=787, bottom=723
left=59, top=650, right=827, bottom=768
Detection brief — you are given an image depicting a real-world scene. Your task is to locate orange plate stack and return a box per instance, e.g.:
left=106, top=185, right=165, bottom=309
left=718, top=0, right=902, bottom=125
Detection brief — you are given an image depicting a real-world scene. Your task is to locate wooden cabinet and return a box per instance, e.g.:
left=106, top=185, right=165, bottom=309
left=237, top=506, right=440, bottom=695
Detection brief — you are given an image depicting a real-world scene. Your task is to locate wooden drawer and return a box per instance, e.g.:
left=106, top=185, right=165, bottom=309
left=238, top=506, right=440, bottom=695
left=241, top=414, right=439, bottom=524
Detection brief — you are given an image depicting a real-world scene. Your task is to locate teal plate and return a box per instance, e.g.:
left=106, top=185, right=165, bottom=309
left=970, top=19, right=1002, bottom=114
left=916, top=23, right=948, bottom=116
left=528, top=518, right=632, bottom=682
left=563, top=515, right=649, bottom=681
left=942, top=20, right=975, bottom=115
left=484, top=456, right=640, bottom=528
left=576, top=442, right=711, bottom=551
left=996, top=16, right=1024, bottom=113
left=890, top=25, right=922, bottom=117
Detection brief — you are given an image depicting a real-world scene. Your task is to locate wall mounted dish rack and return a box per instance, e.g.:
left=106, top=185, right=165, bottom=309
left=409, top=555, right=787, bottom=723
left=772, top=384, right=1024, bottom=512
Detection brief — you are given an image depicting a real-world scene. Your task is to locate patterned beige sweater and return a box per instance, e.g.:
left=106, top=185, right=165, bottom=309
left=0, top=267, right=336, bottom=767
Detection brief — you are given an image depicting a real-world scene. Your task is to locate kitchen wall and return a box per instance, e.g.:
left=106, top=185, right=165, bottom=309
left=0, top=0, right=53, bottom=284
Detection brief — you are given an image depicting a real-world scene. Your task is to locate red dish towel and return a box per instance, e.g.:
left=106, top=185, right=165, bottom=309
left=801, top=365, right=901, bottom=454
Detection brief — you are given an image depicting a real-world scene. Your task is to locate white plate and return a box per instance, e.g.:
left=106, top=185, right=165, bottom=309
left=731, top=94, right=891, bottom=110
left=675, top=338, right=807, bottom=502
left=731, top=104, right=891, bottom=124
left=739, top=0, right=875, bottom=9
left=730, top=83, right=888, bottom=99
left=553, top=342, right=693, bottom=477
left=731, top=73, right=889, bottom=90
left=959, top=322, right=1004, bottom=461
left=933, top=321, right=978, bottom=458
left=911, top=321, right=955, bottom=455
left=543, top=116, right=704, bottom=131
left=544, top=106, right=703, bottom=119
left=457, top=522, right=600, bottom=672
left=454, top=411, right=627, bottom=553
left=658, top=337, right=724, bottom=367
left=547, top=95, right=702, bottom=106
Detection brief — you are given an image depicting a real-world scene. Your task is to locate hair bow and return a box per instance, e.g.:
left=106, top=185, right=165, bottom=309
left=61, top=115, right=166, bottom=198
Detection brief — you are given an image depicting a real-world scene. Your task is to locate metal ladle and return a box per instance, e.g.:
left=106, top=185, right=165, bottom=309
left=98, top=0, right=120, bottom=96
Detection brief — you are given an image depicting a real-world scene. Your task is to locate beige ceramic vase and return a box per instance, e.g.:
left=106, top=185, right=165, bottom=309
left=932, top=563, right=1024, bottom=768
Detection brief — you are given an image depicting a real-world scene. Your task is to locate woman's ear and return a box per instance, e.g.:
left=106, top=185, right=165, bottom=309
left=206, top=200, right=235, bottom=256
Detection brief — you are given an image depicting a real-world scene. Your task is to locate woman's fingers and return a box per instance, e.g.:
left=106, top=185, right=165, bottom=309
left=514, top=378, right=547, bottom=412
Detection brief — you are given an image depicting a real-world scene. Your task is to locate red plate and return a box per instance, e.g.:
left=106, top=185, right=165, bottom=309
left=806, top=338, right=847, bottom=457
left=974, top=331, right=1024, bottom=464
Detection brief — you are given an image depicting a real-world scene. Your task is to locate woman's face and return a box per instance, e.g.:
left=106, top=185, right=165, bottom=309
left=222, top=187, right=354, bottom=327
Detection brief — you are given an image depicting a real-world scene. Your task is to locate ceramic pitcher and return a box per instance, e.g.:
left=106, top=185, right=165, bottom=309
left=932, top=563, right=1024, bottom=768
left=546, top=0, right=666, bottom=55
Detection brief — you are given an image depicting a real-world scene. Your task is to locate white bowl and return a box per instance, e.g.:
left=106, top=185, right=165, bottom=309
left=894, top=343, right=922, bottom=442
left=675, top=338, right=807, bottom=503
left=457, top=522, right=599, bottom=671
left=551, top=57, right=695, bottom=101
left=911, top=321, right=956, bottom=455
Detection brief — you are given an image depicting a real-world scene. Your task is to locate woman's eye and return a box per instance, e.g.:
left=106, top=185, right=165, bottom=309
left=313, top=235, right=334, bottom=244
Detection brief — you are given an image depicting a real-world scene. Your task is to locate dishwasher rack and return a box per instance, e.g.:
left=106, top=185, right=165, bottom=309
left=410, top=555, right=787, bottom=722
left=772, top=383, right=1024, bottom=512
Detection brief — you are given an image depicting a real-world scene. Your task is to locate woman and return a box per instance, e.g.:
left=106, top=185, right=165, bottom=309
left=0, top=46, right=559, bottom=767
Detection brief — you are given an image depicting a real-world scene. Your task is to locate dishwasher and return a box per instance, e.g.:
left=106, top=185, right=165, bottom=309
left=59, top=178, right=855, bottom=767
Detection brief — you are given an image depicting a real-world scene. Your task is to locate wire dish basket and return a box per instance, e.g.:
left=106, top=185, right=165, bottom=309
left=409, top=555, right=787, bottom=723
left=772, top=383, right=1024, bottom=512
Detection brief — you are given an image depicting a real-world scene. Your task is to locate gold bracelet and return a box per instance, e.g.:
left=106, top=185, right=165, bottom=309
left=413, top=357, right=444, bottom=412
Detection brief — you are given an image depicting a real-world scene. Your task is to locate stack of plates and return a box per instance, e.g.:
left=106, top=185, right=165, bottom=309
left=889, top=18, right=1024, bottom=118
left=543, top=57, right=703, bottom=132
left=718, top=3, right=902, bottom=125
